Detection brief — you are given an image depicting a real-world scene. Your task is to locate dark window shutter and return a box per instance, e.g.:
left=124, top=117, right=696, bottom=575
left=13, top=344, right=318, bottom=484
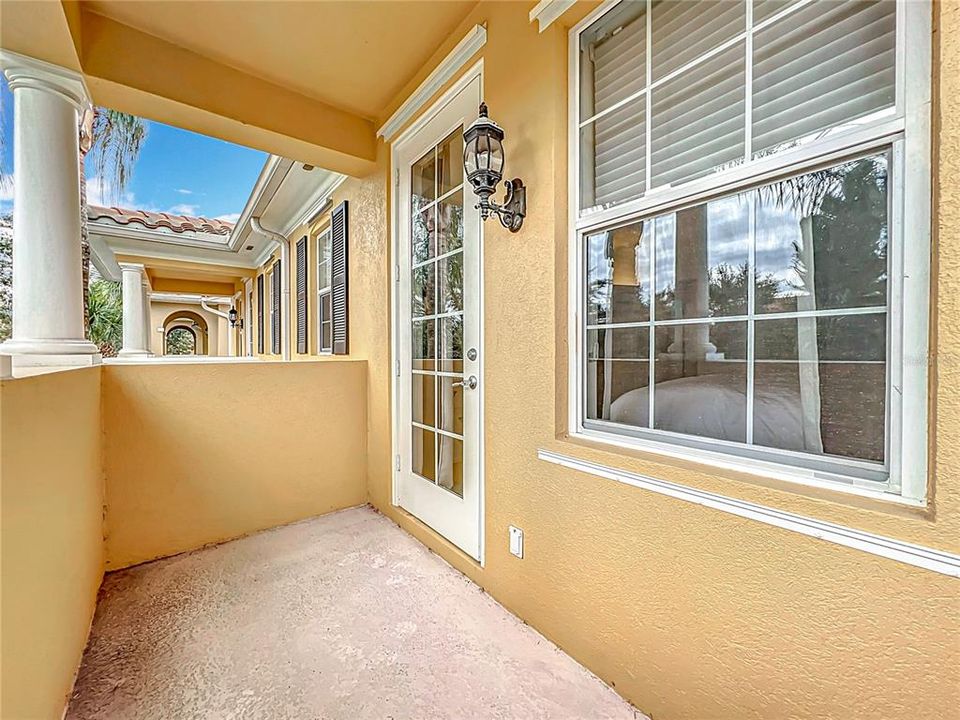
left=331, top=200, right=349, bottom=355
left=296, top=236, right=308, bottom=354
left=256, top=274, right=264, bottom=354
left=271, top=259, right=281, bottom=355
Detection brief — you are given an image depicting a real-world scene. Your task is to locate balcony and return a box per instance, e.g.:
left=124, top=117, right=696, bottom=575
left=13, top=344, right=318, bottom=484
left=66, top=506, right=639, bottom=720
left=2, top=2, right=958, bottom=720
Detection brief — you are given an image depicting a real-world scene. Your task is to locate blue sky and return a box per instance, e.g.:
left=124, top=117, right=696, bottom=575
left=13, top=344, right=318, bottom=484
left=0, top=76, right=267, bottom=221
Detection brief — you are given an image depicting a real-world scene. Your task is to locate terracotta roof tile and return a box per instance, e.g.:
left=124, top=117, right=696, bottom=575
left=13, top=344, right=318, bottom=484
left=87, top=205, right=235, bottom=236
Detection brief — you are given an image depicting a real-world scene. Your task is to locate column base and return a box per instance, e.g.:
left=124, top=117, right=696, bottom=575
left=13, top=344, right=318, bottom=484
left=117, top=349, right=154, bottom=358
left=0, top=338, right=102, bottom=365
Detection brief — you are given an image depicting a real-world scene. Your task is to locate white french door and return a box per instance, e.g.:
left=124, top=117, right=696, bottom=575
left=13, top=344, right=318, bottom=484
left=395, top=74, right=482, bottom=560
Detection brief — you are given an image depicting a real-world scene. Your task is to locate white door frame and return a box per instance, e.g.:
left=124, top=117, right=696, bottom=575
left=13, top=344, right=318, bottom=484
left=243, top=278, right=253, bottom=356
left=390, top=61, right=485, bottom=564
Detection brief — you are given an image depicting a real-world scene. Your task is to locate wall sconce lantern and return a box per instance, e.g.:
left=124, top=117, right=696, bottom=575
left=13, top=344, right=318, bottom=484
left=462, top=102, right=526, bottom=233
left=228, top=307, right=243, bottom=329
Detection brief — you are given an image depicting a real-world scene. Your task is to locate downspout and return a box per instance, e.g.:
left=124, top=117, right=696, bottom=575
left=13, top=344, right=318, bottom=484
left=251, top=217, right=291, bottom=361
left=199, top=297, right=235, bottom=357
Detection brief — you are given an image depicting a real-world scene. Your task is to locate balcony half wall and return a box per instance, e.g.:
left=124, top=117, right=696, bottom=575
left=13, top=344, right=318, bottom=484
left=1, top=360, right=367, bottom=718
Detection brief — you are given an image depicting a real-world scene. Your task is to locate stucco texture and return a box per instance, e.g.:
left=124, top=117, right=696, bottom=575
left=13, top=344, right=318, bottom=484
left=101, top=361, right=367, bottom=569
left=0, top=368, right=104, bottom=720
left=67, top=506, right=642, bottom=720
left=335, top=2, right=960, bottom=719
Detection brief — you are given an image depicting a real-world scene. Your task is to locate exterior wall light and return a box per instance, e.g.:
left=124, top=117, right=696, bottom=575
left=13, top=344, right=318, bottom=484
left=462, top=102, right=526, bottom=232
left=228, top=307, right=243, bottom=329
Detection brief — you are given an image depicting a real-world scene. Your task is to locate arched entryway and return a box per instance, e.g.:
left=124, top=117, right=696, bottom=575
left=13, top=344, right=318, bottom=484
left=162, top=310, right=209, bottom=355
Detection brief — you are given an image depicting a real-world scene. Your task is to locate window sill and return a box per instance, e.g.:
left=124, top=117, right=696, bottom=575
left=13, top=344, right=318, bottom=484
left=563, top=428, right=927, bottom=512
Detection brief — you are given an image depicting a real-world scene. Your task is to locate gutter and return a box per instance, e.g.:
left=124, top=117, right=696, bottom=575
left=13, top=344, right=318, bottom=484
left=251, top=217, right=291, bottom=361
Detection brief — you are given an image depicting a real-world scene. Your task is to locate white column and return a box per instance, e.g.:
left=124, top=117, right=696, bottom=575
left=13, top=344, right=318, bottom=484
left=0, top=51, right=100, bottom=367
left=118, top=263, right=150, bottom=357
left=140, top=277, right=155, bottom=357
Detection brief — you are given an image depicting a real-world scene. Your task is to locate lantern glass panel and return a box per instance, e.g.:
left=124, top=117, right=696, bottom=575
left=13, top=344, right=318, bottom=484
left=463, top=139, right=478, bottom=175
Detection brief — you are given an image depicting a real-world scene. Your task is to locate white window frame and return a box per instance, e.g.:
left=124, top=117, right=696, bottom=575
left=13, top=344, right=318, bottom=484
left=567, top=0, right=932, bottom=505
left=317, top=227, right=333, bottom=355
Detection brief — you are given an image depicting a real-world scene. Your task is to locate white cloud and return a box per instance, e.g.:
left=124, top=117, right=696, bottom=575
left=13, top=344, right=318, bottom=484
left=175, top=188, right=193, bottom=195
left=0, top=178, right=13, bottom=203
left=214, top=212, right=240, bottom=223
left=168, top=203, right=199, bottom=216
left=86, top=175, right=136, bottom=208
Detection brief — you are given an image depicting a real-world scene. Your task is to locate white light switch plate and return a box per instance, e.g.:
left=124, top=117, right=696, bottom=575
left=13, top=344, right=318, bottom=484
left=509, top=526, right=523, bottom=559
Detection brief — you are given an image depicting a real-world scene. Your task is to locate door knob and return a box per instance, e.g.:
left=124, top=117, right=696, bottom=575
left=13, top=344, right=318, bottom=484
left=452, top=375, right=478, bottom=390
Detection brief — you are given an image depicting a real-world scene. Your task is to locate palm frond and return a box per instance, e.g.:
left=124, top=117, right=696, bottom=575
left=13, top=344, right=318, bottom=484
left=89, top=108, right=148, bottom=204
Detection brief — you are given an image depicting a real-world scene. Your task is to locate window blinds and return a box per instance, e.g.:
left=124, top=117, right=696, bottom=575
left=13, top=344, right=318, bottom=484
left=580, top=0, right=897, bottom=212
left=752, top=0, right=896, bottom=156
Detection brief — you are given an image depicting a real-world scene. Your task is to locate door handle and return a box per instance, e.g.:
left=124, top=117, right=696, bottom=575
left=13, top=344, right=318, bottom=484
left=452, top=375, right=478, bottom=390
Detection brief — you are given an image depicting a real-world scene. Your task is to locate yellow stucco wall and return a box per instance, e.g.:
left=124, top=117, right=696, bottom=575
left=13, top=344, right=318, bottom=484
left=0, top=368, right=104, bottom=720
left=149, top=302, right=221, bottom=356
left=327, top=2, right=960, bottom=719
left=101, top=361, right=368, bottom=569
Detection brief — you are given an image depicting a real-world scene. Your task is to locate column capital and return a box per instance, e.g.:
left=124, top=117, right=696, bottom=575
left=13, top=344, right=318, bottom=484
left=118, top=262, right=147, bottom=274
left=0, top=50, right=90, bottom=111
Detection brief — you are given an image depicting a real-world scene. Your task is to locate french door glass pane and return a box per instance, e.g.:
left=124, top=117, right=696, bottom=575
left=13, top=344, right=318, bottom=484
left=409, top=125, right=467, bottom=490
left=437, top=436, right=464, bottom=497
left=412, top=208, right=435, bottom=264
left=438, top=253, right=463, bottom=314
left=412, top=427, right=437, bottom=483
left=439, top=315, right=463, bottom=373
left=412, top=320, right=435, bottom=371
left=438, top=129, right=464, bottom=196
left=412, top=373, right=436, bottom=427
left=438, top=376, right=464, bottom=436
left=411, top=150, right=436, bottom=212
left=438, top=191, right=464, bottom=254
left=412, top=264, right=436, bottom=317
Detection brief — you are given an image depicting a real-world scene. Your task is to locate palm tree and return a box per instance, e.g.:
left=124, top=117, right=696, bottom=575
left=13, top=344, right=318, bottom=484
left=79, top=108, right=147, bottom=335
left=87, top=275, right=123, bottom=356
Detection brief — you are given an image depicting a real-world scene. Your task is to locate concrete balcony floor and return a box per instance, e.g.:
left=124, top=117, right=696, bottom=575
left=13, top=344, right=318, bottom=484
left=67, top=506, right=643, bottom=719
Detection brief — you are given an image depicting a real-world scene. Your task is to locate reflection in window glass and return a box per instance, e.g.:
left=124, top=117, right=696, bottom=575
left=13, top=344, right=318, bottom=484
left=755, top=155, right=888, bottom=314
left=655, top=196, right=750, bottom=320
left=437, top=129, right=464, bottom=197
left=412, top=320, right=435, bottom=371
left=412, top=373, right=436, bottom=428
left=412, top=264, right=435, bottom=317
left=755, top=314, right=886, bottom=462
left=584, top=153, right=890, bottom=471
left=586, top=221, right=652, bottom=325
left=438, top=191, right=464, bottom=254
left=437, top=436, right=464, bottom=497
left=587, top=327, right=650, bottom=426
left=412, top=427, right=436, bottom=483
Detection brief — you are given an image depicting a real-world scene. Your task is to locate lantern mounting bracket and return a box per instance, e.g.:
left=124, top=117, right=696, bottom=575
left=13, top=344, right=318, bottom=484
left=477, top=178, right=526, bottom=233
